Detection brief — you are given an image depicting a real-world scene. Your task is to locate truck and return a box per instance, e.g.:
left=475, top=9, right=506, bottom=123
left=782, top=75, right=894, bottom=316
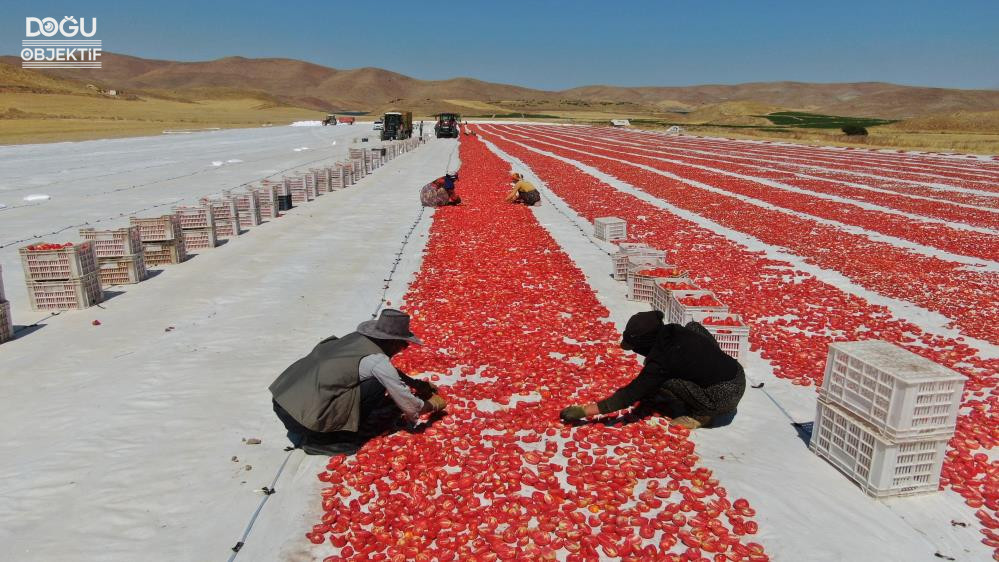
left=380, top=111, right=412, bottom=141
left=321, top=114, right=356, bottom=126
left=435, top=113, right=461, bottom=138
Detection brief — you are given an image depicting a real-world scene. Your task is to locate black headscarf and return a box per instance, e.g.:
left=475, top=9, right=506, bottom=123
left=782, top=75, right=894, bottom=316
left=621, top=310, right=665, bottom=356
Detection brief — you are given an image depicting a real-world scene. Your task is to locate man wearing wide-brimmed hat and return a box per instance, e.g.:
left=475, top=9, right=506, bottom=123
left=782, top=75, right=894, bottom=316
left=270, top=309, right=446, bottom=455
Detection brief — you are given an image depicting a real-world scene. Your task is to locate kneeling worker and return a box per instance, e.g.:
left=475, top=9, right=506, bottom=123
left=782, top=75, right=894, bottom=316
left=506, top=172, right=540, bottom=206
left=560, top=311, right=745, bottom=429
left=270, top=309, right=447, bottom=455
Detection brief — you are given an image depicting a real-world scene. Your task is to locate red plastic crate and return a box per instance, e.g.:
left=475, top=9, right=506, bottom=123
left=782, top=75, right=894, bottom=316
left=130, top=215, right=181, bottom=242
left=27, top=273, right=103, bottom=311
left=19, top=243, right=98, bottom=281
left=97, top=254, right=146, bottom=286
left=173, top=205, right=215, bottom=230
left=79, top=227, right=143, bottom=259
left=143, top=240, right=187, bottom=266
left=181, top=227, right=217, bottom=250
left=0, top=300, right=12, bottom=343
left=666, top=289, right=729, bottom=325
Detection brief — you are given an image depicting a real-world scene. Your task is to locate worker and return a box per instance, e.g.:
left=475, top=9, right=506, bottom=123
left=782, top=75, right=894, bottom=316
left=506, top=172, right=541, bottom=206
left=559, top=311, right=746, bottom=429
left=269, top=309, right=447, bottom=455
left=420, top=173, right=461, bottom=206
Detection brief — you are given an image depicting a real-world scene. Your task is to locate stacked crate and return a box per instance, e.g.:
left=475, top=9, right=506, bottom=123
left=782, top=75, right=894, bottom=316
left=79, top=226, right=147, bottom=286
left=611, top=244, right=666, bottom=281
left=131, top=215, right=187, bottom=266
left=262, top=179, right=291, bottom=212
left=229, top=190, right=262, bottom=228
left=594, top=217, right=627, bottom=242
left=286, top=176, right=309, bottom=205
left=0, top=266, right=11, bottom=343
left=254, top=184, right=279, bottom=219
left=302, top=171, right=320, bottom=200
left=174, top=205, right=218, bottom=251
left=330, top=166, right=347, bottom=190
left=20, top=242, right=103, bottom=310
left=202, top=197, right=241, bottom=239
left=810, top=341, right=965, bottom=497
left=313, top=168, right=333, bottom=194
left=651, top=279, right=700, bottom=314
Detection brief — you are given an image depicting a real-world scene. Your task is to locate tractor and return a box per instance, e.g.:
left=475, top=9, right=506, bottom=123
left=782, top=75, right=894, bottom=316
left=435, top=113, right=460, bottom=138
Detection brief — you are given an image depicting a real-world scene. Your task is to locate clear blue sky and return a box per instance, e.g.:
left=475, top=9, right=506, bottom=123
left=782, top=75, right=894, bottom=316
left=6, top=0, right=999, bottom=90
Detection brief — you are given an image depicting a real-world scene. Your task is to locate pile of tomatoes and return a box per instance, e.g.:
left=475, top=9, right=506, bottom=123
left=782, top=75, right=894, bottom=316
left=701, top=316, right=745, bottom=327
left=24, top=242, right=75, bottom=251
left=678, top=295, right=723, bottom=308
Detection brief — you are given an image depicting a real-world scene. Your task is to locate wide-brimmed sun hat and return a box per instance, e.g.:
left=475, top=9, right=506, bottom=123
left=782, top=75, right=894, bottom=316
left=357, top=308, right=423, bottom=345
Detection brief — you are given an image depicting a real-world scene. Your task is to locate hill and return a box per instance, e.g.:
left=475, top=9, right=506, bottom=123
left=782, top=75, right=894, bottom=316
left=4, top=52, right=999, bottom=119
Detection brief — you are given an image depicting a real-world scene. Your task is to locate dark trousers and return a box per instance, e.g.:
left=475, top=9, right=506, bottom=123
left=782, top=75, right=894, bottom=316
left=272, top=377, right=389, bottom=447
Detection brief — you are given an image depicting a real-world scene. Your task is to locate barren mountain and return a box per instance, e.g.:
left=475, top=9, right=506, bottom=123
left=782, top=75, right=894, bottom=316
left=3, top=52, right=999, bottom=119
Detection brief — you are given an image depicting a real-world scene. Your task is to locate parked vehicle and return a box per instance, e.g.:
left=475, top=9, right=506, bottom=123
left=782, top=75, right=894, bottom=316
left=435, top=113, right=461, bottom=138
left=381, top=111, right=413, bottom=140
left=373, top=120, right=383, bottom=130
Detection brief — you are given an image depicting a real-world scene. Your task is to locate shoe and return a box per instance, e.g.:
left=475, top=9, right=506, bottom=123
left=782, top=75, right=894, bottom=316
left=671, top=415, right=712, bottom=429
left=301, top=439, right=361, bottom=456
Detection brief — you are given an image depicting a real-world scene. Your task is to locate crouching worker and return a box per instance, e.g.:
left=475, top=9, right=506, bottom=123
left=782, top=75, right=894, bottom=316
left=560, top=311, right=745, bottom=429
left=420, top=173, right=461, bottom=207
left=505, top=172, right=540, bottom=206
left=269, top=309, right=447, bottom=455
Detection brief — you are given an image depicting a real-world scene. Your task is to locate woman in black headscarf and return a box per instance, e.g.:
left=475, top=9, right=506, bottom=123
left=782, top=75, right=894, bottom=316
left=559, top=311, right=746, bottom=429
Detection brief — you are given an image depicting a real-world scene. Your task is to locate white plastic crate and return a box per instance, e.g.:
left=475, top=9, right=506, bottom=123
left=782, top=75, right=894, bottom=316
left=214, top=220, right=241, bottom=239
left=810, top=398, right=949, bottom=498
left=143, top=240, right=187, bottom=266
left=173, top=205, right=215, bottom=230
left=79, top=227, right=143, bottom=258
left=303, top=172, right=319, bottom=199
left=819, top=341, right=965, bottom=440
left=0, top=300, right=12, bottom=343
left=232, top=192, right=262, bottom=227
left=651, top=279, right=701, bottom=315
left=130, top=215, right=181, bottom=242
left=203, top=198, right=239, bottom=223
left=97, top=254, right=146, bottom=286
left=666, top=289, right=729, bottom=325
left=181, top=227, right=217, bottom=251
left=19, top=243, right=98, bottom=281
left=611, top=247, right=667, bottom=281
left=594, top=217, right=627, bottom=242
left=699, top=313, right=750, bottom=362
left=627, top=265, right=687, bottom=303
left=27, top=273, right=103, bottom=311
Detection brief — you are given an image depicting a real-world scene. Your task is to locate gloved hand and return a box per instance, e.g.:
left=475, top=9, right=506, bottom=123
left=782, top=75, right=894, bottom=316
left=560, top=405, right=587, bottom=423
left=427, top=394, right=447, bottom=413
left=408, top=378, right=437, bottom=400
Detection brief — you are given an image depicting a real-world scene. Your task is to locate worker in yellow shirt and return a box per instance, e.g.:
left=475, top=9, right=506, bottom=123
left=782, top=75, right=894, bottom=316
left=505, top=172, right=541, bottom=206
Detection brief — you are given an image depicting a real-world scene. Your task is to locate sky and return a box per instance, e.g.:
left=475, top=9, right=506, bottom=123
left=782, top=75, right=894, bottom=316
left=5, top=0, right=999, bottom=90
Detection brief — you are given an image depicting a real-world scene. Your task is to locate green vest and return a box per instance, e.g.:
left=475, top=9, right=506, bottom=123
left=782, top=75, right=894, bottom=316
left=269, top=332, right=383, bottom=432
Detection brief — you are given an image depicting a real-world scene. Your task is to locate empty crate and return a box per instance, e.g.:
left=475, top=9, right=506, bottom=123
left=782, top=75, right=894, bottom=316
left=181, top=227, right=217, bottom=250
left=810, top=398, right=949, bottom=498
left=819, top=341, right=965, bottom=440
left=594, top=217, right=627, bottom=242
left=27, top=273, right=103, bottom=311
left=174, top=205, right=215, bottom=230
left=98, top=254, right=146, bottom=286
left=143, top=240, right=187, bottom=266
left=79, top=227, right=143, bottom=259
left=0, top=300, right=11, bottom=343
left=130, top=215, right=181, bottom=242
